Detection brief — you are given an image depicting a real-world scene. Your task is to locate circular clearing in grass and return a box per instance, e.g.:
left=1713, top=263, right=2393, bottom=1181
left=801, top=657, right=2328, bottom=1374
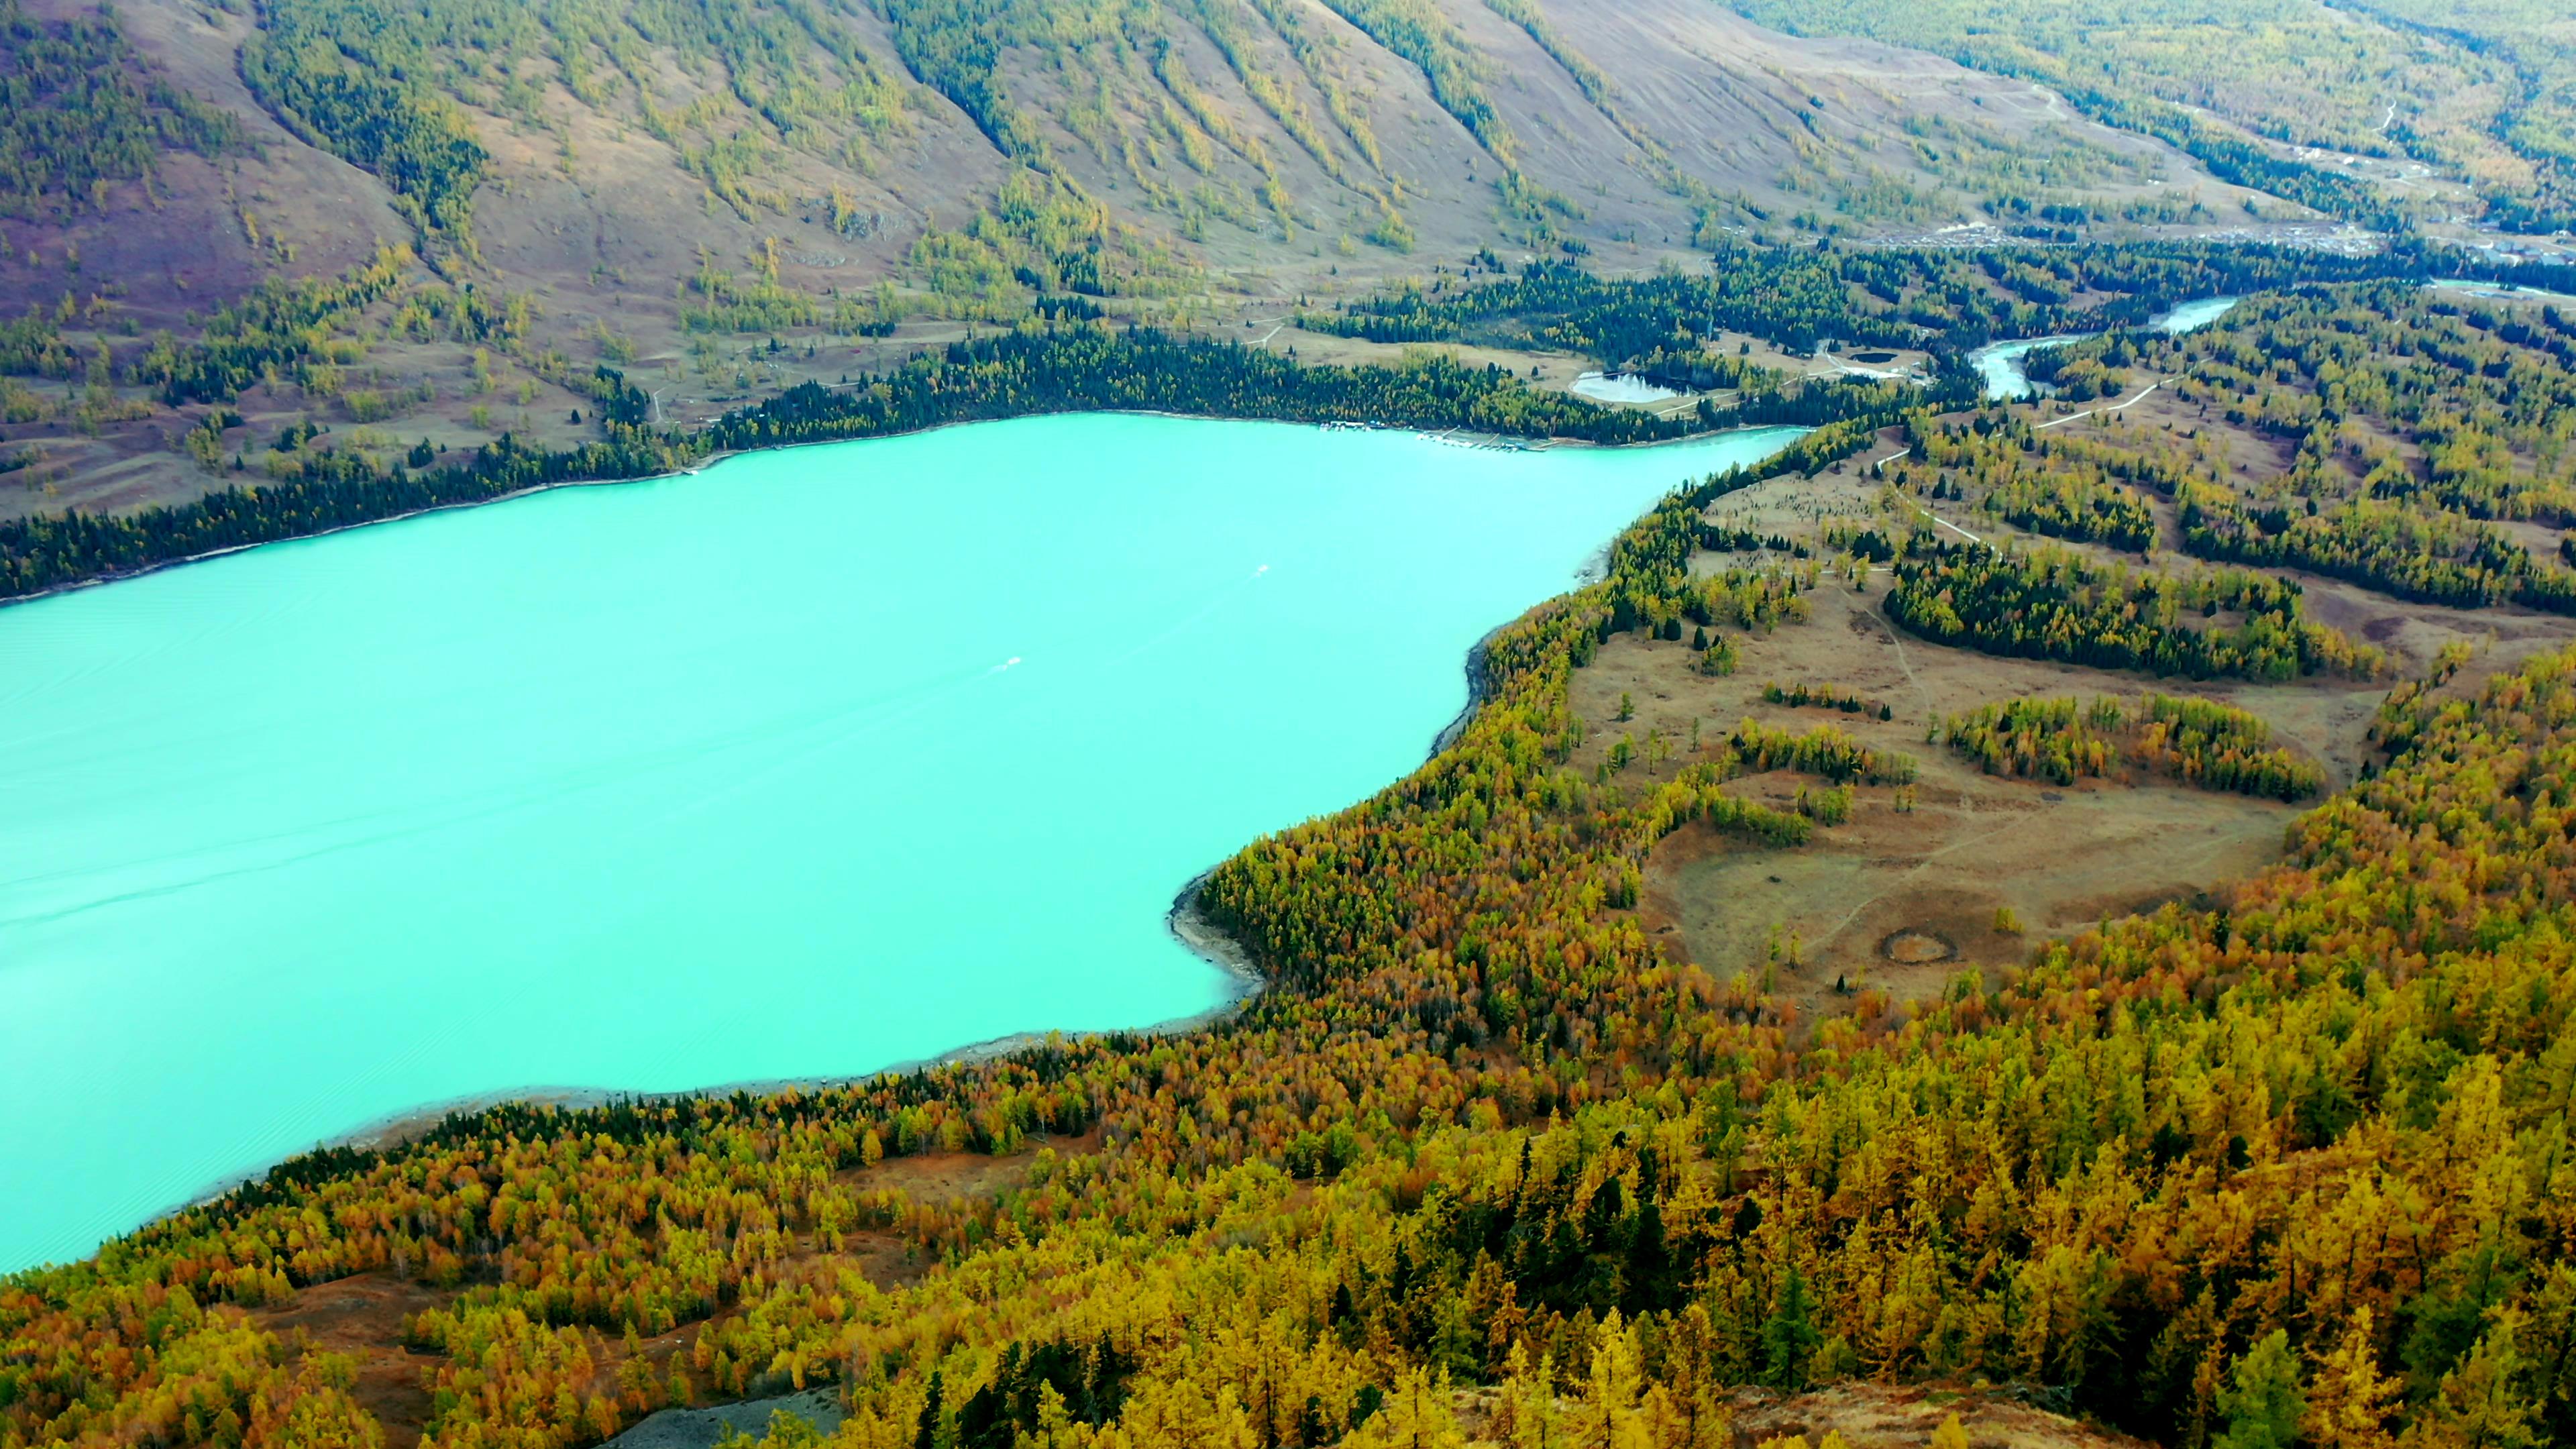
left=1880, top=928, right=1957, bottom=964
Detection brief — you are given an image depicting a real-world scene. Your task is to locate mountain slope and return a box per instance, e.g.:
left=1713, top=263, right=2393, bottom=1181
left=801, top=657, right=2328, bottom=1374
left=0, top=0, right=2328, bottom=522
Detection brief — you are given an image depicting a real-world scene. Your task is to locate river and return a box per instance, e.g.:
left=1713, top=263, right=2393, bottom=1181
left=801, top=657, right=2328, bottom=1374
left=1970, top=296, right=2243, bottom=399
left=0, top=413, right=1803, bottom=1271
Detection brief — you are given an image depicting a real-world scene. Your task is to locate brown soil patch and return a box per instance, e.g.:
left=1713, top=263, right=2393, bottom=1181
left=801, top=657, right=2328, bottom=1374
left=1879, top=928, right=1957, bottom=964
left=250, top=1272, right=452, bottom=1448
left=1448, top=1379, right=2143, bottom=1449
left=1731, top=1380, right=2153, bottom=1449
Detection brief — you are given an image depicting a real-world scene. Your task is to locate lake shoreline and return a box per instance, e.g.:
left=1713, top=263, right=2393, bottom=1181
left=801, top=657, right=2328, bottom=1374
left=163, top=588, right=1568, bottom=1208
left=0, top=409, right=1778, bottom=614
left=145, top=542, right=1587, bottom=1232
left=166, top=886, right=1269, bottom=1203
left=62, top=411, right=1803, bottom=1269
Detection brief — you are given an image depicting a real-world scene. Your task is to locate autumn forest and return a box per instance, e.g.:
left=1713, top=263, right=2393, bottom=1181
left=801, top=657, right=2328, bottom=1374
left=11, top=0, right=2576, bottom=1447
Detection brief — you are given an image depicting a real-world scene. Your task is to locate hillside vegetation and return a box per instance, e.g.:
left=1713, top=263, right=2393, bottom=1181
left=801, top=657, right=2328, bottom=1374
left=0, top=0, right=2361, bottom=521
left=1727, top=0, right=2576, bottom=235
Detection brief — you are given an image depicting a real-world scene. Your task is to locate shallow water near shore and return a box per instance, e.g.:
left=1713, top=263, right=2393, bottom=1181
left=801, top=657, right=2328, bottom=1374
left=0, top=413, right=1802, bottom=1271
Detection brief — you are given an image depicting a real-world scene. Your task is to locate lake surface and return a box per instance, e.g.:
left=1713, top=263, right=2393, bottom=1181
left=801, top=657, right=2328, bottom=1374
left=1570, top=372, right=1681, bottom=403
left=0, top=413, right=1803, bottom=1272
left=1972, top=296, right=2241, bottom=399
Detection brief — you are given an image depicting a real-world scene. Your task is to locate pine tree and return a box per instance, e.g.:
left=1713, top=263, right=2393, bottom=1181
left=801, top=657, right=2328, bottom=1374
left=916, top=1370, right=945, bottom=1449
left=1347, top=1367, right=1463, bottom=1449
left=2417, top=1317, right=2541, bottom=1449
left=1573, top=1313, right=1650, bottom=1449
left=2304, top=1309, right=2401, bottom=1449
left=2214, top=1331, right=2306, bottom=1449
left=1501, top=1342, right=1561, bottom=1449
left=1762, top=1269, right=1821, bottom=1390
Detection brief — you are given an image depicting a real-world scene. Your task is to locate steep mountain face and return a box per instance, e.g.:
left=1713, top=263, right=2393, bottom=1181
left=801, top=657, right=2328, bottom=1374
left=0, top=0, right=2289, bottom=519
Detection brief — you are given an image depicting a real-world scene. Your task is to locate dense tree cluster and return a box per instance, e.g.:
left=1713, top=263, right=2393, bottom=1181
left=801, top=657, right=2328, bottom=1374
left=0, top=412, right=686, bottom=598
left=702, top=328, right=1690, bottom=455
left=238, top=1, right=492, bottom=246
left=1941, top=694, right=2124, bottom=784
left=1592, top=490, right=1824, bottom=649
left=2133, top=690, right=2327, bottom=800
left=1886, top=541, right=2384, bottom=680
left=1942, top=692, right=2324, bottom=799
left=1729, top=718, right=1919, bottom=785
left=1303, top=244, right=2426, bottom=366
left=1759, top=681, right=1890, bottom=720
left=1929, top=285, right=2576, bottom=617
left=1909, top=413, right=2159, bottom=553
left=2178, top=482, right=2576, bottom=614
left=1696, top=525, right=1805, bottom=557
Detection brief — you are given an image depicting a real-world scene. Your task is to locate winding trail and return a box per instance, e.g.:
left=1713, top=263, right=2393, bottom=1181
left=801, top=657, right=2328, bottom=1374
left=1865, top=593, right=1936, bottom=722
left=2035, top=378, right=2167, bottom=431
left=1864, top=443, right=1990, bottom=547
left=1813, top=807, right=2021, bottom=956
left=1864, top=379, right=2165, bottom=547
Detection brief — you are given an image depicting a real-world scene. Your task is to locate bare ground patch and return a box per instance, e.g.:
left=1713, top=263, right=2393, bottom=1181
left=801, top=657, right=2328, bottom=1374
left=1574, top=584, right=2341, bottom=1018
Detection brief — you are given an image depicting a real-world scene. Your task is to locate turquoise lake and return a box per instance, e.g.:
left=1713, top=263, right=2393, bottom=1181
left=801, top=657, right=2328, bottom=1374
left=0, top=413, right=1802, bottom=1272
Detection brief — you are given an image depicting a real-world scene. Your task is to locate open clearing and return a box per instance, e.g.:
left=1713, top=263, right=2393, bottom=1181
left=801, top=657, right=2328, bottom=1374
left=1568, top=426, right=2576, bottom=1024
